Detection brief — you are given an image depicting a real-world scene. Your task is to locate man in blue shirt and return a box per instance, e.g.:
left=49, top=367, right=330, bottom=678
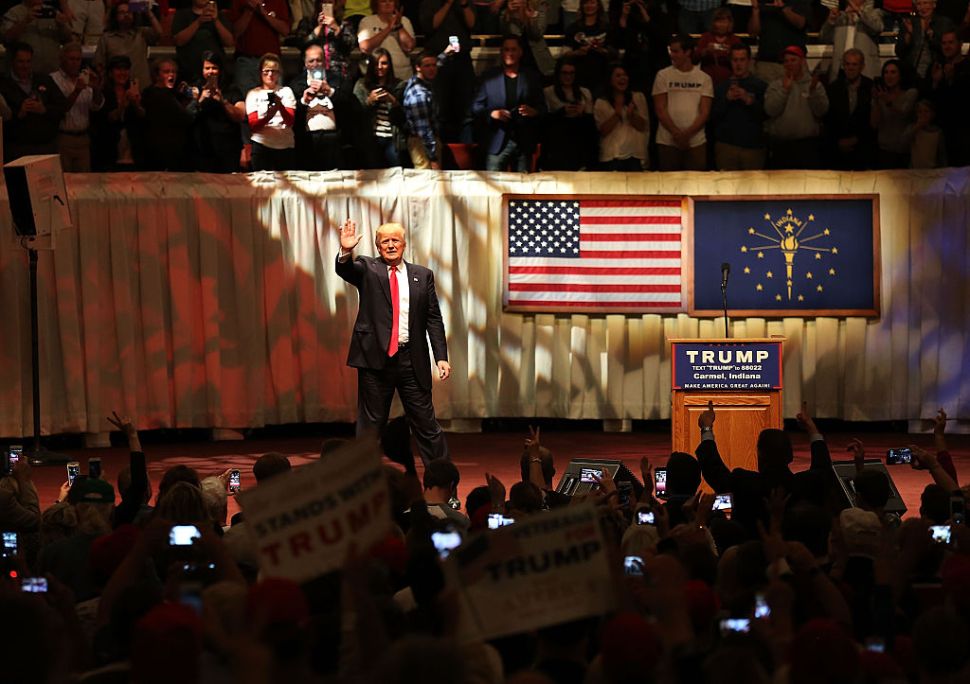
left=712, top=43, right=767, bottom=169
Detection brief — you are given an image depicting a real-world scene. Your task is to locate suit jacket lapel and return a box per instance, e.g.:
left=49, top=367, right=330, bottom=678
left=377, top=258, right=392, bottom=306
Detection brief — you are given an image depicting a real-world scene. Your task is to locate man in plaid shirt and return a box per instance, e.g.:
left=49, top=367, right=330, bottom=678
left=403, top=50, right=441, bottom=170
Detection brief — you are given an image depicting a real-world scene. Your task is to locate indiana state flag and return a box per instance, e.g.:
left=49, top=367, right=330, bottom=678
left=691, top=198, right=878, bottom=317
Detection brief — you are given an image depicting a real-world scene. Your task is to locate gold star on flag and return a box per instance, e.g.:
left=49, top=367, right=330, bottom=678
left=743, top=266, right=751, bottom=274
left=829, top=268, right=836, bottom=275
left=786, top=209, right=793, bottom=215
left=806, top=272, right=813, bottom=279
left=815, top=253, right=822, bottom=260
left=757, top=252, right=764, bottom=259
left=748, top=227, right=755, bottom=235
left=823, top=228, right=830, bottom=235
left=817, top=285, right=824, bottom=292
left=775, top=294, right=782, bottom=301
left=832, top=247, right=838, bottom=254
left=741, top=246, right=748, bottom=253
left=808, top=214, right=815, bottom=221
left=756, top=283, right=763, bottom=291
left=764, top=213, right=771, bottom=220
left=766, top=271, right=773, bottom=278
left=798, top=295, right=805, bottom=301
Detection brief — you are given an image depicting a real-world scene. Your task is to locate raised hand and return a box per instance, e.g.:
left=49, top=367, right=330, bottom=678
left=338, top=219, right=362, bottom=251
left=795, top=400, right=818, bottom=434
left=698, top=400, right=715, bottom=429
left=485, top=472, right=506, bottom=510
left=847, top=437, right=865, bottom=472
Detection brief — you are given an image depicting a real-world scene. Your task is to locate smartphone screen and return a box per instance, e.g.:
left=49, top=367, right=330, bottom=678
left=719, top=618, right=751, bottom=634
left=67, top=461, right=81, bottom=486
left=713, top=493, right=733, bottom=519
left=8, top=445, right=22, bottom=466
left=431, top=529, right=462, bottom=559
left=623, top=555, right=644, bottom=576
left=580, top=467, right=601, bottom=484
left=169, top=525, right=202, bottom=546
left=21, top=577, right=48, bottom=593
left=654, top=468, right=667, bottom=498
left=229, top=470, right=241, bottom=493
left=636, top=510, right=655, bottom=525
left=886, top=448, right=912, bottom=465
left=1, top=531, right=17, bottom=557
left=487, top=513, right=515, bottom=529
left=88, top=458, right=102, bottom=479
left=754, top=593, right=770, bottom=619
left=930, top=525, right=952, bottom=544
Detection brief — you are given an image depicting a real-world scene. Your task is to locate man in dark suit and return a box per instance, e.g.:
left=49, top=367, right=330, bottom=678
left=695, top=400, right=834, bottom=538
left=336, top=219, right=452, bottom=464
left=823, top=48, right=875, bottom=170
left=471, top=34, right=545, bottom=172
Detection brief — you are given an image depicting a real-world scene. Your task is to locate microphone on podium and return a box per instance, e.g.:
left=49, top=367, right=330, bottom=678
left=720, top=262, right=730, bottom=338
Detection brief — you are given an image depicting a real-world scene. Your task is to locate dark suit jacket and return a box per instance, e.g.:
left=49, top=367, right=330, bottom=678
left=471, top=66, right=546, bottom=155
left=824, top=76, right=875, bottom=169
left=335, top=254, right=448, bottom=391
left=696, top=437, right=833, bottom=537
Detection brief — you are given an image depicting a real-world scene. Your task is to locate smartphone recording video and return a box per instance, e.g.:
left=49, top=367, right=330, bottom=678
left=654, top=467, right=667, bottom=499
left=719, top=617, right=751, bottom=635
left=66, top=461, right=81, bottom=486
left=487, top=513, right=515, bottom=530
left=169, top=525, right=202, bottom=546
left=228, top=469, right=241, bottom=494
left=886, top=448, right=912, bottom=465
left=930, top=525, right=952, bottom=544
left=21, top=577, right=48, bottom=593
left=713, top=493, right=733, bottom=520
left=636, top=509, right=655, bottom=525
left=580, top=468, right=601, bottom=484
left=431, top=528, right=462, bottom=559
left=1, top=531, right=18, bottom=558
left=623, top=555, right=644, bottom=576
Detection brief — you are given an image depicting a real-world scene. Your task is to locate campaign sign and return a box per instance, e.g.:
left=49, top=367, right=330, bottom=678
left=672, top=341, right=782, bottom=390
left=447, top=504, right=615, bottom=641
left=237, top=439, right=390, bottom=582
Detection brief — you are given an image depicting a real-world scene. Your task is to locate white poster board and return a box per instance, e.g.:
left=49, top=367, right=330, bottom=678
left=447, top=504, right=615, bottom=640
left=237, top=439, right=391, bottom=582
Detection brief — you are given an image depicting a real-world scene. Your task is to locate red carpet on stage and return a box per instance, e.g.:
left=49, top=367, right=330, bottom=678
left=25, top=429, right=969, bottom=519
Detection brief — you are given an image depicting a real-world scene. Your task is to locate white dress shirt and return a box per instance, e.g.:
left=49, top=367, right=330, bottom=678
left=388, top=262, right=410, bottom=345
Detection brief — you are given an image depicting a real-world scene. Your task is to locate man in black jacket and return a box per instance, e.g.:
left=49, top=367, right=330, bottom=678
left=824, top=48, right=875, bottom=170
left=336, top=219, right=451, bottom=464
left=696, top=400, right=833, bottom=537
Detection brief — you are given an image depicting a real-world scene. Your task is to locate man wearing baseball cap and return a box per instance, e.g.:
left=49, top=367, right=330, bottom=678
left=764, top=44, right=828, bottom=169
left=747, top=0, right=809, bottom=83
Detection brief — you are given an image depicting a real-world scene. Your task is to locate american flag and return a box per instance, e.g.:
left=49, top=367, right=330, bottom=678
left=505, top=197, right=685, bottom=313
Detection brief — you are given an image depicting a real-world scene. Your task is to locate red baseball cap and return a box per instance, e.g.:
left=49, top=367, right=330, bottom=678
left=783, top=45, right=806, bottom=59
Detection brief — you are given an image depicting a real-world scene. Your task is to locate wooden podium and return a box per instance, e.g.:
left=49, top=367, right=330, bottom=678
left=669, top=338, right=784, bottom=473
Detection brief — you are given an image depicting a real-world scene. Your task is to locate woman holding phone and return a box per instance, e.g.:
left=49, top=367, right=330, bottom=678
left=244, top=53, right=297, bottom=170
left=353, top=48, right=407, bottom=167
left=91, top=55, right=146, bottom=170
left=357, top=0, right=414, bottom=81
left=188, top=51, right=245, bottom=171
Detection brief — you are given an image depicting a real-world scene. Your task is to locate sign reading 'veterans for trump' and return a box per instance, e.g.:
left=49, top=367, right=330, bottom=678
left=446, top=504, right=615, bottom=641
left=237, top=439, right=390, bottom=582
left=503, top=194, right=686, bottom=314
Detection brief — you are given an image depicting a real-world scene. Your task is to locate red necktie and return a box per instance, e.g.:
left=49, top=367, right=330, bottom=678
left=388, top=266, right=399, bottom=357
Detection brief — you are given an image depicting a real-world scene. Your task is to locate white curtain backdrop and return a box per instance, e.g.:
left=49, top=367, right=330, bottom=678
left=1, top=167, right=968, bottom=436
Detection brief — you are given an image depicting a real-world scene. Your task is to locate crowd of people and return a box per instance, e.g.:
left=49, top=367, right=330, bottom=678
left=2, top=0, right=970, bottom=172
left=1, top=400, right=969, bottom=683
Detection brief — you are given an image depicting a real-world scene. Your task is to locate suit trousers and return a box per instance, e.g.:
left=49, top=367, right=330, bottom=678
left=357, top=345, right=449, bottom=465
